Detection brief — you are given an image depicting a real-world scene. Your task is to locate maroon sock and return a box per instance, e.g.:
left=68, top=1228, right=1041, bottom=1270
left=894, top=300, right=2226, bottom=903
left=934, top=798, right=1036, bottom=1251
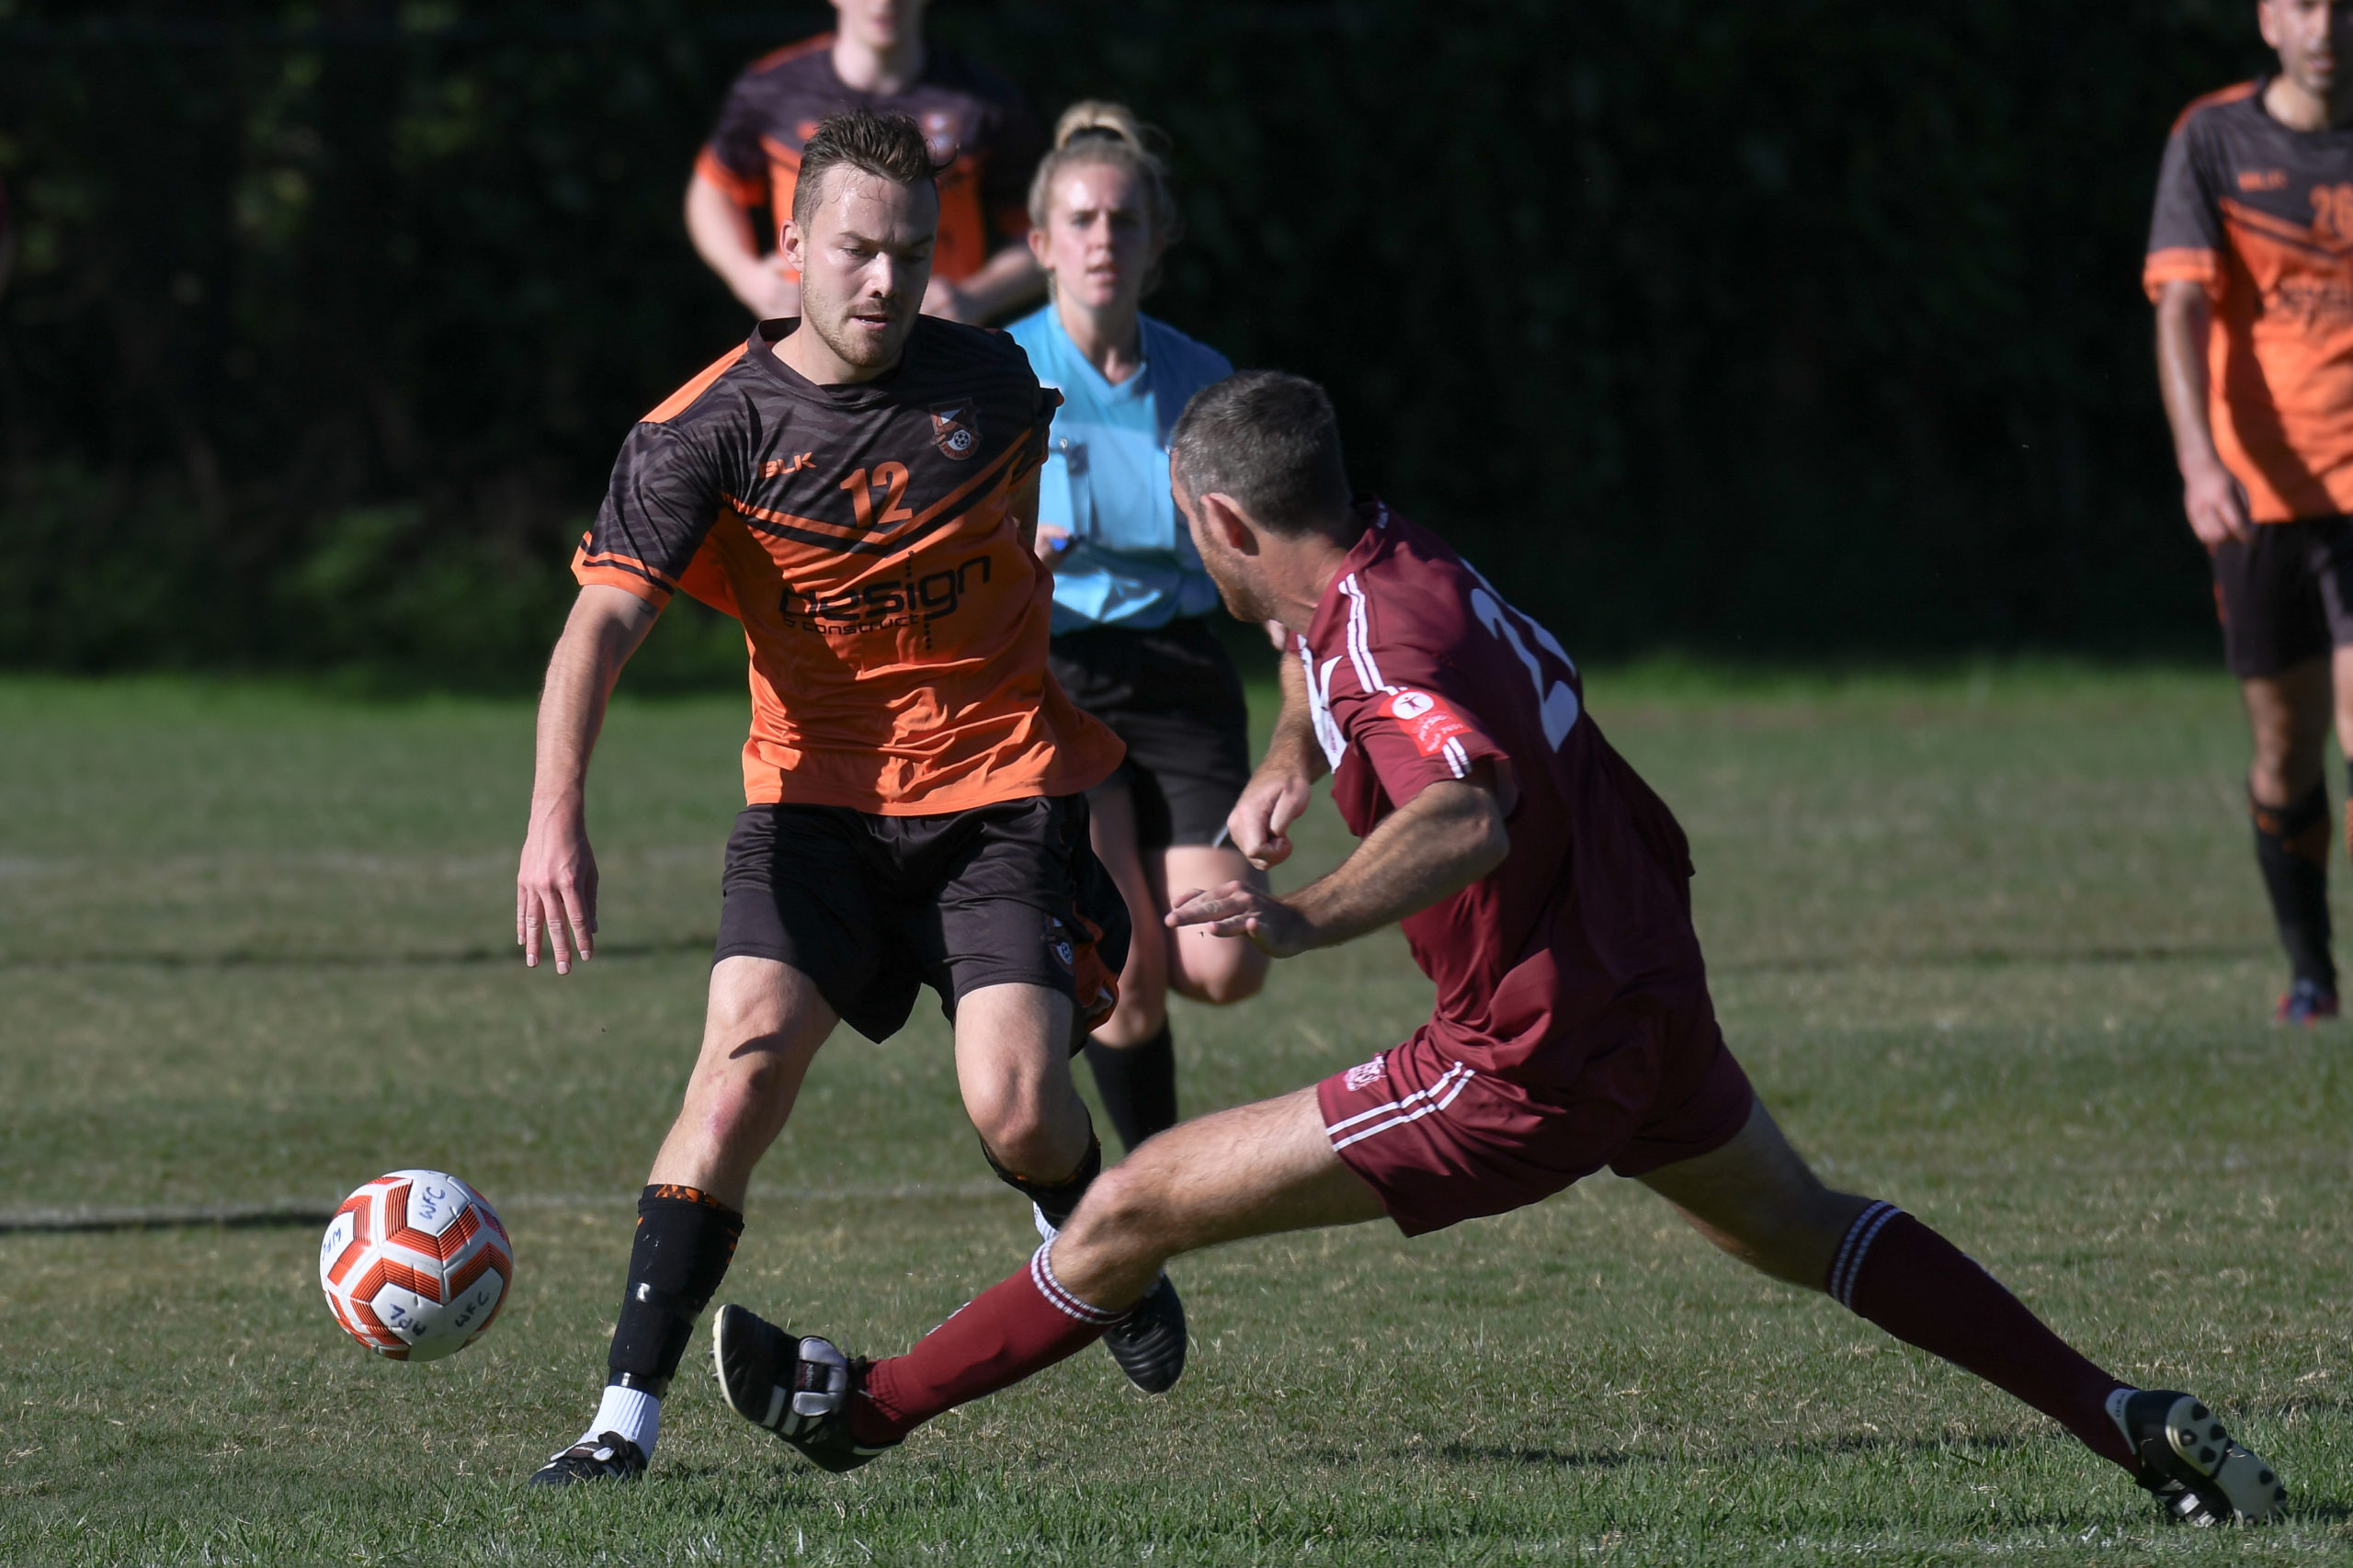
left=1831, top=1201, right=2135, bottom=1471
left=849, top=1244, right=1126, bottom=1445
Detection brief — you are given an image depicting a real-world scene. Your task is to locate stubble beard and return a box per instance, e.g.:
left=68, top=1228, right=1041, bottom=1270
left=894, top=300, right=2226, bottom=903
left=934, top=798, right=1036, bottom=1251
left=806, top=286, right=912, bottom=372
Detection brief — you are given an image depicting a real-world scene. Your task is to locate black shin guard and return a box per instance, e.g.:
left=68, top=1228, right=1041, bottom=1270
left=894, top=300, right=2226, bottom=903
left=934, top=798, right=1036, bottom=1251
left=606, top=1185, right=745, bottom=1398
left=1085, top=1023, right=1178, bottom=1153
left=2253, top=783, right=2335, bottom=990
left=983, top=1134, right=1102, bottom=1232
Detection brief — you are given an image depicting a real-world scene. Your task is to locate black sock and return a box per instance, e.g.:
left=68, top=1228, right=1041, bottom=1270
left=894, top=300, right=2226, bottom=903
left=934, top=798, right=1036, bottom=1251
left=606, top=1184, right=745, bottom=1398
left=983, top=1134, right=1100, bottom=1230
left=1085, top=1022, right=1178, bottom=1153
left=2253, top=783, right=2335, bottom=991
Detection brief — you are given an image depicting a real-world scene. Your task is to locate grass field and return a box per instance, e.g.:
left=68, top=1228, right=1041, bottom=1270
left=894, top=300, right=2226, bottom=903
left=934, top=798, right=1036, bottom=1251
left=5, top=664, right=2352, bottom=1565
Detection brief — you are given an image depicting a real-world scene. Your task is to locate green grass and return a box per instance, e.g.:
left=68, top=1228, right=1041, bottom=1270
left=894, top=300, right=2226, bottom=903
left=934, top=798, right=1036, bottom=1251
left=3, top=662, right=2351, bottom=1564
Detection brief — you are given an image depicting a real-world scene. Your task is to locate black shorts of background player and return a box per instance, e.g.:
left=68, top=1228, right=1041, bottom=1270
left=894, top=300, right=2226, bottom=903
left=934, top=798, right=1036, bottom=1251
left=1016, top=106, right=1269, bottom=1153
left=2149, top=0, right=2353, bottom=1023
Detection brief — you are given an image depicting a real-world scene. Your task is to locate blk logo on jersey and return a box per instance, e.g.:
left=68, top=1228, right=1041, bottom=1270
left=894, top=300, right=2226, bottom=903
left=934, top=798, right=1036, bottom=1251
left=931, top=403, right=978, bottom=460
left=1381, top=688, right=1472, bottom=757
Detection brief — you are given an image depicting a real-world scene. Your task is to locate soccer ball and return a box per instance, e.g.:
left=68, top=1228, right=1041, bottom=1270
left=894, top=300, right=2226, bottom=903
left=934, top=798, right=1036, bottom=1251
left=319, top=1169, right=513, bottom=1362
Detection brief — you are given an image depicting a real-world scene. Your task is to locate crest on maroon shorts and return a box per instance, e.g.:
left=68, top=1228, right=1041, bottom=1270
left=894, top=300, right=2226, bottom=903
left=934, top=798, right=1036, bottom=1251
left=1343, top=1053, right=1386, bottom=1093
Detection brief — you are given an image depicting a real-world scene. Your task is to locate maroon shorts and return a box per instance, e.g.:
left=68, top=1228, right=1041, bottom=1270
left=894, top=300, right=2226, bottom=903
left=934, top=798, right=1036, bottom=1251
left=1314, top=994, right=1756, bottom=1237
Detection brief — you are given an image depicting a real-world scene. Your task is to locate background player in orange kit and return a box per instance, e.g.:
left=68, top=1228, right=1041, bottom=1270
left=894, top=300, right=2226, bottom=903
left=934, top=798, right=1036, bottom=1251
left=686, top=0, right=1045, bottom=324
left=2149, top=0, right=2353, bottom=1022
left=516, top=109, right=1181, bottom=1489
left=706, top=373, right=2290, bottom=1528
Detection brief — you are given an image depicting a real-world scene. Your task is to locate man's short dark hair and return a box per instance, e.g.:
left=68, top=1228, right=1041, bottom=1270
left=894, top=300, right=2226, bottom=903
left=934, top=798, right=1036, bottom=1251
left=1169, top=371, right=1353, bottom=536
left=791, top=108, right=938, bottom=229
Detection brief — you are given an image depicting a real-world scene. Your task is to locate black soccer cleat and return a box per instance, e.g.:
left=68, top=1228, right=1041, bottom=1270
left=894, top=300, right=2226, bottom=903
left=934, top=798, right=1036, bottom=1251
left=527, top=1430, right=646, bottom=1486
left=2115, top=1389, right=2286, bottom=1525
left=711, top=1302, right=899, bottom=1474
left=1099, top=1272, right=1188, bottom=1394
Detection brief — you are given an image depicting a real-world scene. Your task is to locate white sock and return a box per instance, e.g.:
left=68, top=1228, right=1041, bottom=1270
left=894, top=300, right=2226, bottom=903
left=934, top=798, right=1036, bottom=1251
left=578, top=1382, right=661, bottom=1457
left=2104, top=1385, right=2138, bottom=1440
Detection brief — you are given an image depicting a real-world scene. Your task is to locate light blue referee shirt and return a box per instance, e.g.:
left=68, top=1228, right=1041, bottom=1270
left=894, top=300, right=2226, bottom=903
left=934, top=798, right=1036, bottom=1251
left=1004, top=305, right=1233, bottom=632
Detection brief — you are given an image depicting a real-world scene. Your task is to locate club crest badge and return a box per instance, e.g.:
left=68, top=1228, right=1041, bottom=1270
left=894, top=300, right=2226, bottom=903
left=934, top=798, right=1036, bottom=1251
left=1343, top=1054, right=1386, bottom=1093
left=931, top=403, right=978, bottom=460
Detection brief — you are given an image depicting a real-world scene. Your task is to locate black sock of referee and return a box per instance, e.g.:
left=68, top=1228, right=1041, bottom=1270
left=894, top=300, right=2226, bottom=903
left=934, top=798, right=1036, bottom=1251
left=2253, top=782, right=2335, bottom=992
left=1086, top=1022, right=1178, bottom=1154
left=587, top=1184, right=744, bottom=1458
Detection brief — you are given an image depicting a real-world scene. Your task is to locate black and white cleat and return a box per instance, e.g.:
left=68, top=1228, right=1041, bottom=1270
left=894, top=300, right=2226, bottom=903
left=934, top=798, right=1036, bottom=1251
left=527, top=1430, right=647, bottom=1486
left=1100, top=1272, right=1188, bottom=1394
left=711, top=1302, right=899, bottom=1473
left=2116, top=1389, right=2287, bottom=1525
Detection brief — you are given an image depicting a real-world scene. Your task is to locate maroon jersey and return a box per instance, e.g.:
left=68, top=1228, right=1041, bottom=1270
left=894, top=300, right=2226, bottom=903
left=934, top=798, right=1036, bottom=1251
left=695, top=34, right=1044, bottom=284
left=1299, top=503, right=1703, bottom=1077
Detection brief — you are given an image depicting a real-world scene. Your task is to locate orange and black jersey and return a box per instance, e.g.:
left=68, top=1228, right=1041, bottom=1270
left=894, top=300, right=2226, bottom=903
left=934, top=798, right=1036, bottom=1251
left=574, top=317, right=1122, bottom=814
left=2147, top=81, right=2353, bottom=521
left=695, top=34, right=1043, bottom=285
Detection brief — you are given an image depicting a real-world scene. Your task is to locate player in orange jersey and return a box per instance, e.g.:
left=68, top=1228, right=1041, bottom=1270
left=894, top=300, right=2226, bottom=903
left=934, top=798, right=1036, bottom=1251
left=517, top=109, right=1180, bottom=1489
left=2150, top=0, right=2353, bottom=1022
left=686, top=0, right=1045, bottom=325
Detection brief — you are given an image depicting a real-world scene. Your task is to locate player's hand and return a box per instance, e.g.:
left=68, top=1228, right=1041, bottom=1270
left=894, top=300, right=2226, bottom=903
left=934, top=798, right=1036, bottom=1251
left=2182, top=455, right=2253, bottom=548
left=921, top=277, right=978, bottom=323
left=1228, top=766, right=1314, bottom=869
left=1262, top=619, right=1290, bottom=650
left=1033, top=524, right=1073, bottom=566
left=517, top=801, right=598, bottom=975
left=1166, top=881, right=1312, bottom=958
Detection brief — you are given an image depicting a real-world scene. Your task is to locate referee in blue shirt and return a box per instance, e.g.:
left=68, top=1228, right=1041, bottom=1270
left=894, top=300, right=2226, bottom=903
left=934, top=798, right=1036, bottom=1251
left=1010, top=103, right=1267, bottom=1152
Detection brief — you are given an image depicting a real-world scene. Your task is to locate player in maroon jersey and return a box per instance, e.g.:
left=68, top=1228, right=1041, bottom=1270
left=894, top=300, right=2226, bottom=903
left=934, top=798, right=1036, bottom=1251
left=705, top=374, right=2286, bottom=1525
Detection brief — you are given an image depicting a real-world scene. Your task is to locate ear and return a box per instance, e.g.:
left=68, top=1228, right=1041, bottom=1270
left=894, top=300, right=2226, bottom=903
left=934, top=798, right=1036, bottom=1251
left=1027, top=222, right=1051, bottom=270
left=1195, top=491, right=1259, bottom=555
left=779, top=217, right=808, bottom=276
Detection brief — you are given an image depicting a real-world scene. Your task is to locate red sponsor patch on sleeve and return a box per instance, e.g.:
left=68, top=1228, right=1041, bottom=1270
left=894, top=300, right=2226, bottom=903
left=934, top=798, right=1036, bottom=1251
left=1381, top=688, right=1472, bottom=757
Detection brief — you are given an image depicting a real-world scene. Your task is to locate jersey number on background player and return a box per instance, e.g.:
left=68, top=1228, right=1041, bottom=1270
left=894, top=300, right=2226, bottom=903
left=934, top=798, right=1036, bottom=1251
left=1468, top=584, right=1580, bottom=749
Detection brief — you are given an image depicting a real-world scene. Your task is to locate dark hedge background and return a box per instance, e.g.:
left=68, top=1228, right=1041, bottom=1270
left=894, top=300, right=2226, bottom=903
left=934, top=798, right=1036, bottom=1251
left=0, top=1, right=2279, bottom=685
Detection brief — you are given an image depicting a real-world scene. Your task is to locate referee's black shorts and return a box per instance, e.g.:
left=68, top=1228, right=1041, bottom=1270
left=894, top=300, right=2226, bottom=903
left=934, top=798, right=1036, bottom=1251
left=1047, top=617, right=1253, bottom=851
left=712, top=794, right=1131, bottom=1046
left=2212, top=517, right=2353, bottom=678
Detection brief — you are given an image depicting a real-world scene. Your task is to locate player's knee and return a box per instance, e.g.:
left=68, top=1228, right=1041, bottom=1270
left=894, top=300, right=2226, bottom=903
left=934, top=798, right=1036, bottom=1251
left=970, top=1094, right=1063, bottom=1177
left=1175, top=945, right=1268, bottom=1006
left=1064, top=1161, right=1174, bottom=1254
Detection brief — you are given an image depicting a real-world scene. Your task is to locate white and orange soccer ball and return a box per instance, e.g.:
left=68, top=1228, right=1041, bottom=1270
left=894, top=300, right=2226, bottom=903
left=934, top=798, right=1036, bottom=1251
left=318, top=1169, right=513, bottom=1361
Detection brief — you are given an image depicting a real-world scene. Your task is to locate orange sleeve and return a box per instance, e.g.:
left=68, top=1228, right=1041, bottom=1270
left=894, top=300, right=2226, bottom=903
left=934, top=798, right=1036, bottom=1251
left=572, top=533, right=679, bottom=607
left=2143, top=245, right=2223, bottom=302
left=695, top=145, right=765, bottom=210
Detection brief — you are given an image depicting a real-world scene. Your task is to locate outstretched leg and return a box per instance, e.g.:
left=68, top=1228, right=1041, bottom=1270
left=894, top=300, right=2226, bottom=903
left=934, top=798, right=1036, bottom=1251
left=711, top=1086, right=1381, bottom=1458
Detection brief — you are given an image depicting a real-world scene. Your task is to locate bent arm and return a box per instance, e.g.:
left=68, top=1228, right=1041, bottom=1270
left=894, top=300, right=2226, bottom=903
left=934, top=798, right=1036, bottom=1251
left=1181, top=769, right=1510, bottom=956
left=687, top=172, right=796, bottom=319
left=517, top=585, right=663, bottom=971
left=2155, top=278, right=2250, bottom=545
left=1226, top=651, right=1325, bottom=868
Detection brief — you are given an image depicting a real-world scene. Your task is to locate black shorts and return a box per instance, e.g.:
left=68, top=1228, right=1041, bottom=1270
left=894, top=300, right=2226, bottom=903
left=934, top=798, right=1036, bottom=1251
left=1047, top=617, right=1253, bottom=850
left=713, top=795, right=1131, bottom=1045
left=2212, top=517, right=2353, bottom=677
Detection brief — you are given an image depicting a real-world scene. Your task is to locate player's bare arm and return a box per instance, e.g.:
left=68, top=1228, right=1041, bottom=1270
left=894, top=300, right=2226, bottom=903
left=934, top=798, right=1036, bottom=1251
left=2154, top=278, right=2251, bottom=547
left=1171, top=766, right=1509, bottom=958
left=517, top=585, right=660, bottom=973
left=1226, top=652, right=1324, bottom=869
left=923, top=243, right=1045, bottom=324
left=685, top=172, right=800, bottom=320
